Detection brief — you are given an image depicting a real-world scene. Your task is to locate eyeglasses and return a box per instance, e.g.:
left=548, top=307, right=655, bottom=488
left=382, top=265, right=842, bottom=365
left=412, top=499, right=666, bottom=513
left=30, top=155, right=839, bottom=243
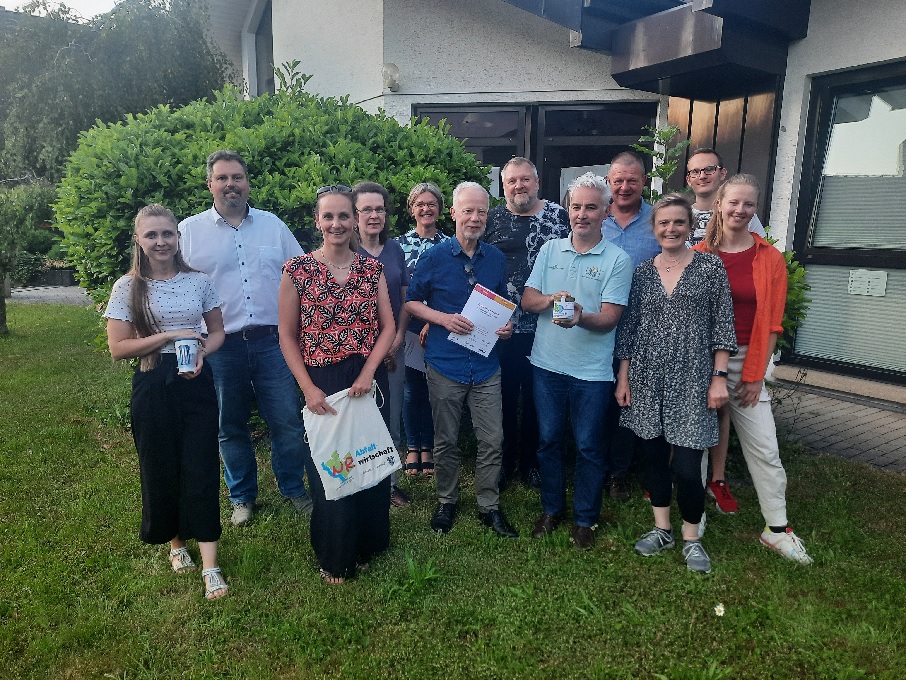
left=686, top=165, right=721, bottom=178
left=413, top=201, right=438, bottom=209
left=316, top=184, right=352, bottom=196
left=463, top=263, right=477, bottom=288
left=357, top=207, right=386, bottom=215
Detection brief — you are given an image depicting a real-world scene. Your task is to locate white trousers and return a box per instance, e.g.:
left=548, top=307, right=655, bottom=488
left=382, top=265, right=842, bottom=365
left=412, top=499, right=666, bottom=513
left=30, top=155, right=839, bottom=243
left=726, top=346, right=788, bottom=527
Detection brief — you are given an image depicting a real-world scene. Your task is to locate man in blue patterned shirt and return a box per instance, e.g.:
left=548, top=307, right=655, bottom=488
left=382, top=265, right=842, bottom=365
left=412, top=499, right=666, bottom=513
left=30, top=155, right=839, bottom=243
left=484, top=157, right=570, bottom=491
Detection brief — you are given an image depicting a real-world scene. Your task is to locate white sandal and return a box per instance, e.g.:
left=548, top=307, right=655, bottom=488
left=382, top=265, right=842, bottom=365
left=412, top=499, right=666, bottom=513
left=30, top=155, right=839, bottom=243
left=168, top=547, right=196, bottom=573
left=202, top=567, right=229, bottom=599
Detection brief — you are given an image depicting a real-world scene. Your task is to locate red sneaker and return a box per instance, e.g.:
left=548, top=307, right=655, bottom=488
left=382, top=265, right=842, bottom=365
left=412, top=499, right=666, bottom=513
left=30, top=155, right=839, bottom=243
left=707, top=480, right=738, bottom=514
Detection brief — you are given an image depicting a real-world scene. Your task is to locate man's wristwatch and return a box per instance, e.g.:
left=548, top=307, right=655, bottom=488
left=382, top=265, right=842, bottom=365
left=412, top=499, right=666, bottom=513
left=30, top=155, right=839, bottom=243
left=712, top=369, right=728, bottom=378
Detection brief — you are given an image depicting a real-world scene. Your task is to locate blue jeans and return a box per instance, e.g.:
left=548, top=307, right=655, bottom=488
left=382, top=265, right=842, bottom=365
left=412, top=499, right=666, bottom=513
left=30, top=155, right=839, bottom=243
left=533, top=366, right=611, bottom=527
left=206, top=330, right=309, bottom=505
left=403, top=366, right=434, bottom=449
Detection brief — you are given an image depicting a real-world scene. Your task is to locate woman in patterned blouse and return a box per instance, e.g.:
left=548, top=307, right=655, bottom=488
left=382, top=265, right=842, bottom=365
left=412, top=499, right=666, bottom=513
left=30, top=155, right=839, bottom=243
left=615, top=194, right=737, bottom=574
left=278, top=185, right=396, bottom=585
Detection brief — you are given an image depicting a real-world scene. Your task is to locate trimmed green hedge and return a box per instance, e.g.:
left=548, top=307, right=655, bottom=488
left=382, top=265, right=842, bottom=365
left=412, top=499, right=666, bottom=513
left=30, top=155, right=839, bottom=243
left=56, top=74, right=488, bottom=305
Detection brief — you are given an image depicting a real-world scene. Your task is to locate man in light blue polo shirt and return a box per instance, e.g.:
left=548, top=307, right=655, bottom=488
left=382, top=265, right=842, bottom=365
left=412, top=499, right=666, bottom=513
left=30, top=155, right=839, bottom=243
left=522, top=173, right=632, bottom=549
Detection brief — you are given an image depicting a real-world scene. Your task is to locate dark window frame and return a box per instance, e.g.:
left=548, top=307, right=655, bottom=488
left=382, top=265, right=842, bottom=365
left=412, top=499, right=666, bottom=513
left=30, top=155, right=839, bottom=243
left=412, top=100, right=658, bottom=203
left=794, top=60, right=906, bottom=270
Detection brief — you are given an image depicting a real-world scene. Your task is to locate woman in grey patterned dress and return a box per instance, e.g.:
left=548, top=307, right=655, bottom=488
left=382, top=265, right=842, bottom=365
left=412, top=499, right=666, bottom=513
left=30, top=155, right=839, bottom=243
left=615, top=194, right=736, bottom=573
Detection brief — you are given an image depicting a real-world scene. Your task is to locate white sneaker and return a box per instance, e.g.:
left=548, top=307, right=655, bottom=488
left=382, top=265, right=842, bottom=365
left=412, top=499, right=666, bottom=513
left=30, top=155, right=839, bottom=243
left=760, top=527, right=813, bottom=565
left=231, top=502, right=254, bottom=526
left=698, top=511, right=707, bottom=539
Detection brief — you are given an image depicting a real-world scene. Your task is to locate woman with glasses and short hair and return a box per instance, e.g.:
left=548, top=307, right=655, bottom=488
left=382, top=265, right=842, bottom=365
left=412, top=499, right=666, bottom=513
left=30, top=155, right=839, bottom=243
left=352, top=181, right=412, bottom=508
left=395, top=182, right=449, bottom=477
left=278, top=185, right=396, bottom=585
left=693, top=174, right=813, bottom=565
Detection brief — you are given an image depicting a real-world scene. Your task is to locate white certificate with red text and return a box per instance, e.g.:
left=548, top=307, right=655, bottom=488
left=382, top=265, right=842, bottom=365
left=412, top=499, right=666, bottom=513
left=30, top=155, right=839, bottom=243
left=447, top=284, right=516, bottom=357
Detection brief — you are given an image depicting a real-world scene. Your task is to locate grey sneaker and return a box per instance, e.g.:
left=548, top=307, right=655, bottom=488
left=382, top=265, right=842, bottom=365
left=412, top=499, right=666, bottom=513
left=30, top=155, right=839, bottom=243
left=289, top=494, right=314, bottom=515
left=682, top=540, right=712, bottom=574
left=231, top=502, right=254, bottom=526
left=635, top=527, right=675, bottom=556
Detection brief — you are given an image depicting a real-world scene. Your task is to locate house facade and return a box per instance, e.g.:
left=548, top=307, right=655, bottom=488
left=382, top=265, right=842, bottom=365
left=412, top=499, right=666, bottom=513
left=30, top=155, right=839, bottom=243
left=208, top=0, right=906, bottom=384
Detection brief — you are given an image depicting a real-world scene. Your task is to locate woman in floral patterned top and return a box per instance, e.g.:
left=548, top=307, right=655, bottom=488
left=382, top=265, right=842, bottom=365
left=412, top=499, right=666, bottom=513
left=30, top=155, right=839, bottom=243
left=278, top=185, right=395, bottom=585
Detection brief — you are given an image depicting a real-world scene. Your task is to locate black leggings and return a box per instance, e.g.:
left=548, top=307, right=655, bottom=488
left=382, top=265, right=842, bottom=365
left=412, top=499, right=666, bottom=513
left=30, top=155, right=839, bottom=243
left=643, top=437, right=705, bottom=525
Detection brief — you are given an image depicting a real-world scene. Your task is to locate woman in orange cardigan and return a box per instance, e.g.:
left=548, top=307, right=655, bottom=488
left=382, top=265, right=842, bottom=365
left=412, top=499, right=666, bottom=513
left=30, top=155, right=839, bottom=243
left=693, top=174, right=813, bottom=564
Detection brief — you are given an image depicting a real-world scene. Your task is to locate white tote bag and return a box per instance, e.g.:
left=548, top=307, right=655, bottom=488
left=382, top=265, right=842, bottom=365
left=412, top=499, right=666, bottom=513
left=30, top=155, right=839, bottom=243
left=303, top=381, right=401, bottom=501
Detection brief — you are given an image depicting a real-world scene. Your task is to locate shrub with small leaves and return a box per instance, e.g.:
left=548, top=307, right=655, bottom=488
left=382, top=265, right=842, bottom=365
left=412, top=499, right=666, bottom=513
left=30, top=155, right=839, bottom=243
left=55, top=62, right=489, bottom=307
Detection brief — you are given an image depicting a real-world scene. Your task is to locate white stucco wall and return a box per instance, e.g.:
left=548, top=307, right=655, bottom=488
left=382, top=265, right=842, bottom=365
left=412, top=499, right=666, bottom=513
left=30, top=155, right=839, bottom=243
left=376, top=0, right=659, bottom=121
left=271, top=0, right=384, bottom=103
left=204, top=0, right=251, bottom=87
left=266, top=0, right=659, bottom=121
left=770, top=0, right=906, bottom=248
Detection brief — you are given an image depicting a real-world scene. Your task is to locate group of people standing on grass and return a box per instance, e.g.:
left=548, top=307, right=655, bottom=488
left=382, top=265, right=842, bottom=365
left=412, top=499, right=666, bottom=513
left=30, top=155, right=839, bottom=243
left=104, top=146, right=812, bottom=598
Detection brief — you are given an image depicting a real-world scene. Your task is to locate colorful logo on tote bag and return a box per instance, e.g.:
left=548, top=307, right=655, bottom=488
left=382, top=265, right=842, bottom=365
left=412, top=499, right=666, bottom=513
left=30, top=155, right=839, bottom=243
left=321, top=450, right=356, bottom=482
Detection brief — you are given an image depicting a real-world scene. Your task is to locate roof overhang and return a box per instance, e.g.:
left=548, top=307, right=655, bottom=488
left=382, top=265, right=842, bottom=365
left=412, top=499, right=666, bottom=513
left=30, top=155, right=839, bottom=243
left=501, top=0, right=811, bottom=101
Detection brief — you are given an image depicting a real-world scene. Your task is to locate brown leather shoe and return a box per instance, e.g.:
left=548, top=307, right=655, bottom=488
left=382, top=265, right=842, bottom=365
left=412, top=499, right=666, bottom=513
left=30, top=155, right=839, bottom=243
left=531, top=513, right=560, bottom=538
left=570, top=524, right=596, bottom=550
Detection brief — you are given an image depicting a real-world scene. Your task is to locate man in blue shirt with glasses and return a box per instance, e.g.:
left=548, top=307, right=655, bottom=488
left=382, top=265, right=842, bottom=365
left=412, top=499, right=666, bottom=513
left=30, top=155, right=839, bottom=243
left=406, top=182, right=518, bottom=538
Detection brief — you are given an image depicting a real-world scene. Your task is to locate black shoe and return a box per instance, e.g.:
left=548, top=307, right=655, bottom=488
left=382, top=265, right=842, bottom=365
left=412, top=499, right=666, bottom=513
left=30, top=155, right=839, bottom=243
left=609, top=476, right=631, bottom=502
left=478, top=509, right=519, bottom=538
left=570, top=524, right=596, bottom=550
left=522, top=467, right=542, bottom=491
left=531, top=513, right=560, bottom=538
left=390, top=485, right=411, bottom=508
left=430, top=503, right=457, bottom=533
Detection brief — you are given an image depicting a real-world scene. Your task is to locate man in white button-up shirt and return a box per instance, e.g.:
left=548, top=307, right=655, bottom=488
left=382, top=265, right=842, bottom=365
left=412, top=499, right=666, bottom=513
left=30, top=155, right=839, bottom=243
left=179, top=150, right=311, bottom=526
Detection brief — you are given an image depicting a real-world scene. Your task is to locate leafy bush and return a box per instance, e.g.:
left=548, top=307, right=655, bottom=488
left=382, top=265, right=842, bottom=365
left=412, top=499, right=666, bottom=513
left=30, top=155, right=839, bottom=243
left=0, top=182, right=55, bottom=274
left=56, top=63, right=488, bottom=306
left=20, top=227, right=58, bottom=256
left=13, top=251, right=46, bottom=284
left=778, top=244, right=811, bottom=351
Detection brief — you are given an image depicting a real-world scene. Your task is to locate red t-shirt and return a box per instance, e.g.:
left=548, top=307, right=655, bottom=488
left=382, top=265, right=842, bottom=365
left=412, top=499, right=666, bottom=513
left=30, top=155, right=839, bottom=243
left=717, top=246, right=757, bottom=346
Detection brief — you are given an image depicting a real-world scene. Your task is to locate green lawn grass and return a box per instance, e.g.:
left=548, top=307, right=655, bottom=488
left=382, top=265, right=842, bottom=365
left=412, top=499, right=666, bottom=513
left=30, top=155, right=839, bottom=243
left=2, top=303, right=904, bottom=679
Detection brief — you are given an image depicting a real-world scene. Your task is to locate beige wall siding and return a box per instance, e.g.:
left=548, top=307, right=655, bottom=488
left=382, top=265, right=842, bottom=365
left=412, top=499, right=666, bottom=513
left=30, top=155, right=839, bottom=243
left=376, top=0, right=656, bottom=121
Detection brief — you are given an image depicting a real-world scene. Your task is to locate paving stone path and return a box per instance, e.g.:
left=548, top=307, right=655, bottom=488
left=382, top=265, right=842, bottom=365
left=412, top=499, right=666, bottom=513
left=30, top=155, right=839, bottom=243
left=772, top=382, right=906, bottom=474
left=8, top=285, right=91, bottom=306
